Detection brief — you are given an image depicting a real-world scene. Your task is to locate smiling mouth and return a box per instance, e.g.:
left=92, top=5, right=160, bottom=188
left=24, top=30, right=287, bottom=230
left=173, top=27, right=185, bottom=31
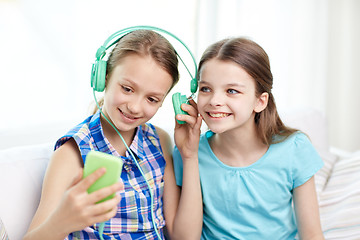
left=207, top=112, right=231, bottom=118
left=119, top=109, right=140, bottom=120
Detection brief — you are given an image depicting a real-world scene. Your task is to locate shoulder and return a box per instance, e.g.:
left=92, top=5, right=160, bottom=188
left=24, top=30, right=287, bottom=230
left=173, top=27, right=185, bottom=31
left=273, top=131, right=312, bottom=149
left=269, top=132, right=322, bottom=165
left=277, top=132, right=323, bottom=166
left=289, top=131, right=311, bottom=145
left=284, top=132, right=324, bottom=188
left=154, top=126, right=172, bottom=152
left=146, top=123, right=172, bottom=161
left=53, top=138, right=82, bottom=167
left=45, top=139, right=83, bottom=192
left=142, top=123, right=172, bottom=147
left=55, top=115, right=93, bottom=150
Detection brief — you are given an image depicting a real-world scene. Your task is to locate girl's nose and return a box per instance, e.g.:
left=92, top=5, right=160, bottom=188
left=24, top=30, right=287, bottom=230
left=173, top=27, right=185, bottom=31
left=127, top=98, right=142, bottom=114
left=209, top=92, right=224, bottom=107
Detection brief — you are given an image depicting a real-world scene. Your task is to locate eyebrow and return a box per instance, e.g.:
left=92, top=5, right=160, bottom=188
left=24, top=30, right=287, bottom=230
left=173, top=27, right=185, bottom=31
left=226, top=83, right=246, bottom=88
left=199, top=80, right=246, bottom=88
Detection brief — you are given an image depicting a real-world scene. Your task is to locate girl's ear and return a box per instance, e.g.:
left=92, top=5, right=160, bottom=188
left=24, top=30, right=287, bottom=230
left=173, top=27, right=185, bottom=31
left=254, top=92, right=269, bottom=113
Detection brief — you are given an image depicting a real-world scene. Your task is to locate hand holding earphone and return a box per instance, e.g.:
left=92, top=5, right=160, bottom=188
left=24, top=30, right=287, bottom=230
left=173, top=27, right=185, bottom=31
left=174, top=99, right=202, bottom=160
left=172, top=79, right=198, bottom=124
left=172, top=92, right=189, bottom=124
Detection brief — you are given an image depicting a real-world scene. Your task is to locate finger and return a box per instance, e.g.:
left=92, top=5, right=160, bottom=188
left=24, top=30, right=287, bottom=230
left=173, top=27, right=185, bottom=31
left=194, top=115, right=203, bottom=131
left=91, top=194, right=120, bottom=216
left=181, top=103, right=198, bottom=117
left=69, top=168, right=83, bottom=188
left=176, top=114, right=197, bottom=127
left=88, top=181, right=123, bottom=204
left=76, top=168, right=106, bottom=193
left=188, top=99, right=198, bottom=109
left=115, top=180, right=125, bottom=194
left=92, top=204, right=119, bottom=223
left=174, top=115, right=184, bottom=129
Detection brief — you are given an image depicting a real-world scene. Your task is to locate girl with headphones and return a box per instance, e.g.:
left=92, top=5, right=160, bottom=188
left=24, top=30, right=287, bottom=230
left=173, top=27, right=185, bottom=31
left=24, top=27, right=202, bottom=240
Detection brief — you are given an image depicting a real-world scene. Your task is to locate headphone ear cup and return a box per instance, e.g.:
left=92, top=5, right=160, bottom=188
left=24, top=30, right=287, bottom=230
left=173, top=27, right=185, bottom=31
left=172, top=92, right=189, bottom=124
left=190, top=78, right=198, bottom=94
left=91, top=60, right=107, bottom=92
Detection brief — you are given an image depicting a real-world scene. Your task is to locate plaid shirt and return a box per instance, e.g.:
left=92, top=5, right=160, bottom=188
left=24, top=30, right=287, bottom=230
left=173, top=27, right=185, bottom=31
left=55, top=111, right=166, bottom=239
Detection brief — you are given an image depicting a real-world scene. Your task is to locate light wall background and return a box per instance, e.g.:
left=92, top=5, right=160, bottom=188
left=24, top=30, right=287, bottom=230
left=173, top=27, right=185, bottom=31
left=0, top=0, right=359, bottom=152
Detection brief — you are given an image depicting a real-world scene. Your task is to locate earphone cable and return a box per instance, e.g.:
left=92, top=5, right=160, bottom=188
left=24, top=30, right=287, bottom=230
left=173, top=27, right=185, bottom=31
left=93, top=90, right=162, bottom=239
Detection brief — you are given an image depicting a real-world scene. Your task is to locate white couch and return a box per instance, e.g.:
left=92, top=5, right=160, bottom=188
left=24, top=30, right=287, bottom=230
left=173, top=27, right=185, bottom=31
left=1, top=109, right=360, bottom=240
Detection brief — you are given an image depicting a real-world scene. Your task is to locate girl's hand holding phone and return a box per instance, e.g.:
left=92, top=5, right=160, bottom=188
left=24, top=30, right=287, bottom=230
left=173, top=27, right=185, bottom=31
left=50, top=158, right=123, bottom=234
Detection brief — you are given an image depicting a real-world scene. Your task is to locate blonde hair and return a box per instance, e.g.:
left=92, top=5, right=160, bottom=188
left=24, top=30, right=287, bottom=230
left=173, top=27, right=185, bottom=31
left=92, top=29, right=179, bottom=114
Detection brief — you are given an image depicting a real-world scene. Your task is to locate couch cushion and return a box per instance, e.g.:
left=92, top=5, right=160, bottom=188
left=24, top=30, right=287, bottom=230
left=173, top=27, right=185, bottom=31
left=0, top=218, right=9, bottom=240
left=0, top=143, right=53, bottom=240
left=314, top=150, right=338, bottom=193
left=319, top=154, right=360, bottom=238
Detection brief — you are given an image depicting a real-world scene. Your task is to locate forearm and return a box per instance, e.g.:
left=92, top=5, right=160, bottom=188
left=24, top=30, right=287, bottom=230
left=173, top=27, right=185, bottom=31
left=172, top=157, right=203, bottom=240
left=23, top=217, right=68, bottom=240
left=295, top=177, right=324, bottom=240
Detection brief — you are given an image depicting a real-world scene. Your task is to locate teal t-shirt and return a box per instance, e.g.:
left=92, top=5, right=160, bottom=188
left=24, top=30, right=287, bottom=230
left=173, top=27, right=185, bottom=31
left=173, top=131, right=323, bottom=240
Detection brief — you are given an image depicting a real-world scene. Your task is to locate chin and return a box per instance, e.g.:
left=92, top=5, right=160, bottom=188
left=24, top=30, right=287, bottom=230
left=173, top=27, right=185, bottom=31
left=206, top=125, right=227, bottom=134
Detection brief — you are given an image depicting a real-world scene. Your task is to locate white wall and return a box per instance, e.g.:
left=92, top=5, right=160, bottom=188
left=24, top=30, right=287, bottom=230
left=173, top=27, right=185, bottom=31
left=1, top=0, right=359, bottom=151
left=0, top=0, right=197, bottom=149
left=195, top=0, right=360, bottom=152
left=327, top=0, right=360, bottom=151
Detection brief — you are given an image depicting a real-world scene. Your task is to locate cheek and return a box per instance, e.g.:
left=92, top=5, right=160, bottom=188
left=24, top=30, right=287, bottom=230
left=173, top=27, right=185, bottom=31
left=104, top=87, right=120, bottom=104
left=110, top=91, right=128, bottom=106
left=196, top=96, right=205, bottom=110
left=231, top=99, right=255, bottom=115
left=144, top=105, right=161, bottom=118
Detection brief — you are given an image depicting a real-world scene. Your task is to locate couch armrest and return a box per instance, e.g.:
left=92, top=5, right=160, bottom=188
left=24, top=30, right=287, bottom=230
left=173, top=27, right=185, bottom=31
left=0, top=143, right=53, bottom=240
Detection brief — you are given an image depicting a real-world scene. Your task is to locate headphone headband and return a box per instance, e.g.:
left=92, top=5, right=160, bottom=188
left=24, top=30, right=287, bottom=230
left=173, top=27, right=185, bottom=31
left=91, top=25, right=198, bottom=93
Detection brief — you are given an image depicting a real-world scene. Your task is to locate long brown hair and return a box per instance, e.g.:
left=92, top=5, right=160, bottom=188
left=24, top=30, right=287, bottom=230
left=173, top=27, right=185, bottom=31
left=198, top=37, right=297, bottom=145
left=92, top=29, right=179, bottom=113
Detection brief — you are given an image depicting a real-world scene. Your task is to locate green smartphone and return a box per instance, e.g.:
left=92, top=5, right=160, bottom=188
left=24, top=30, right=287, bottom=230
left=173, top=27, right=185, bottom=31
left=83, top=150, right=123, bottom=203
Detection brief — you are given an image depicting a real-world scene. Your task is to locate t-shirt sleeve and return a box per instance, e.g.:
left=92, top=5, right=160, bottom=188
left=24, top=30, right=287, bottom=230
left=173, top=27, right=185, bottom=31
left=172, top=146, right=184, bottom=186
left=292, top=132, right=324, bottom=189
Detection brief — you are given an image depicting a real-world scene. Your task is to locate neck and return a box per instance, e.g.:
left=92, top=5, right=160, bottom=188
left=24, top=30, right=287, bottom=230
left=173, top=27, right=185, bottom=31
left=209, top=125, right=268, bottom=167
left=100, top=115, right=136, bottom=156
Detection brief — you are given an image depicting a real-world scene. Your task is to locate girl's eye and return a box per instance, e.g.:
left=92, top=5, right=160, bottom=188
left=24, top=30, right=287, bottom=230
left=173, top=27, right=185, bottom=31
left=227, top=89, right=239, bottom=94
left=148, top=97, right=159, bottom=103
left=122, top=86, right=132, bottom=93
left=200, top=86, right=211, bottom=92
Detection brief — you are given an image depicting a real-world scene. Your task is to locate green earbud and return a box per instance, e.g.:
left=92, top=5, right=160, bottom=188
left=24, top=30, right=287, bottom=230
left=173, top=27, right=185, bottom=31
left=172, top=92, right=189, bottom=124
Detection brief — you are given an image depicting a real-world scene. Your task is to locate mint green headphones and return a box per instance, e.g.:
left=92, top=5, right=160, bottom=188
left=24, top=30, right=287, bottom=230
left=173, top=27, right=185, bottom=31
left=90, top=25, right=198, bottom=124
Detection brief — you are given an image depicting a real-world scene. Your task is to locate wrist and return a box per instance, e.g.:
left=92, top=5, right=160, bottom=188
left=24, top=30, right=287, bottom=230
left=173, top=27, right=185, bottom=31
left=46, top=217, right=70, bottom=240
left=23, top=220, right=68, bottom=240
left=182, top=156, right=199, bottom=167
left=45, top=209, right=72, bottom=239
left=179, top=149, right=199, bottom=161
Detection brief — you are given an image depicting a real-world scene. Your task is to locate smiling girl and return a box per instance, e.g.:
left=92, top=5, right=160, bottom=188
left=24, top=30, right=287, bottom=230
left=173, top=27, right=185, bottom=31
left=24, top=29, right=201, bottom=240
left=173, top=37, right=324, bottom=239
